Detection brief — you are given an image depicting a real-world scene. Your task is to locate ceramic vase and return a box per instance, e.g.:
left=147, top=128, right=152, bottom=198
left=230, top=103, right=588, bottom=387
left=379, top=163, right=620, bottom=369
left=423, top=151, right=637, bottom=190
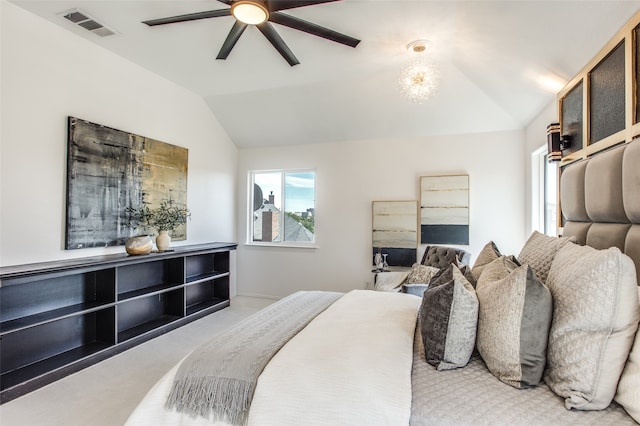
left=156, top=230, right=171, bottom=251
left=125, top=235, right=153, bottom=255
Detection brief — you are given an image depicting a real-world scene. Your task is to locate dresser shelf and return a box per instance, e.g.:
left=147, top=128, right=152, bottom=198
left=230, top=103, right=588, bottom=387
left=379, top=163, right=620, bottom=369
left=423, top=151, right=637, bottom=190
left=0, top=242, right=236, bottom=403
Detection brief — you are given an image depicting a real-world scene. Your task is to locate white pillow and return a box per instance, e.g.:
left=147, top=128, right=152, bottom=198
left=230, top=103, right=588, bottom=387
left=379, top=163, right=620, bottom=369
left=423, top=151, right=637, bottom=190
left=544, top=244, right=640, bottom=410
left=518, top=231, right=575, bottom=283
left=615, top=287, right=640, bottom=422
left=373, top=271, right=409, bottom=292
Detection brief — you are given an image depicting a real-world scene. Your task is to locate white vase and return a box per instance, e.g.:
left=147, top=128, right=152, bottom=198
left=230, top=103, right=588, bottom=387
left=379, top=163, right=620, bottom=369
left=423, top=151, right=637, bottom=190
left=125, top=235, right=153, bottom=255
left=156, top=230, right=171, bottom=251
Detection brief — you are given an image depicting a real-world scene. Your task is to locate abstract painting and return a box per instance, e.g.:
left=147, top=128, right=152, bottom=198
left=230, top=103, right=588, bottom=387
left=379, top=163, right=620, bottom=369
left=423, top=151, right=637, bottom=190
left=65, top=117, right=188, bottom=249
left=420, top=175, right=469, bottom=245
left=372, top=200, right=418, bottom=267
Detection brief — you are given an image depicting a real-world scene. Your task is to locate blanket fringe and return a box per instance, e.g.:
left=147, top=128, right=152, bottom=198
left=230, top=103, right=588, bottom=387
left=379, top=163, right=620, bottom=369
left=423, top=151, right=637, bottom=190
left=166, top=377, right=255, bottom=425
left=164, top=291, right=343, bottom=425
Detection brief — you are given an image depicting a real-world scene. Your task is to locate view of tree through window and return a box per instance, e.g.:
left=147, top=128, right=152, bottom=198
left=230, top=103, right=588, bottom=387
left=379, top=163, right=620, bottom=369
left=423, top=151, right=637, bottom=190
left=251, top=170, right=315, bottom=244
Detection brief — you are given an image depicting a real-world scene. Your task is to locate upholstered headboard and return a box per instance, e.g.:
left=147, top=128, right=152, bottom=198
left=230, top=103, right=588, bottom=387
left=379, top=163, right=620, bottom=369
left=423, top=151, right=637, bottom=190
left=560, top=138, right=640, bottom=285
left=420, top=245, right=471, bottom=269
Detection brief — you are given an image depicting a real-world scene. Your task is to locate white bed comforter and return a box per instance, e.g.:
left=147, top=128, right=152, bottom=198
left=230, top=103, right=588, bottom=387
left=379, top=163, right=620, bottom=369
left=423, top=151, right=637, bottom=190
left=125, top=290, right=420, bottom=426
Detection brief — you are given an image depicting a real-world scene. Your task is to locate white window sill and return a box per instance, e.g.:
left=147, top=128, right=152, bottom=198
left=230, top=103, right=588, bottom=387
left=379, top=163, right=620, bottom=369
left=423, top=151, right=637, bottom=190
left=244, top=242, right=319, bottom=249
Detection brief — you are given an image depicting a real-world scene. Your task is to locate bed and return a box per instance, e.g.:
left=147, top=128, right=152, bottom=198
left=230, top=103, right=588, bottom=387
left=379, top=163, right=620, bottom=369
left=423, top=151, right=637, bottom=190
left=126, top=139, right=640, bottom=425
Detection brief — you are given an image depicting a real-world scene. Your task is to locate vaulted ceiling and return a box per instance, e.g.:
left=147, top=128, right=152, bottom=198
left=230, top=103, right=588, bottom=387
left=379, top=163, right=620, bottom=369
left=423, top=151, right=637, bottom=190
left=10, top=1, right=640, bottom=148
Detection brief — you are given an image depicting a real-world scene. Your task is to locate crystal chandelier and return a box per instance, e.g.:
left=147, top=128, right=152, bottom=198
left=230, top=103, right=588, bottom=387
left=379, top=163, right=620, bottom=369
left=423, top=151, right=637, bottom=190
left=399, top=40, right=440, bottom=103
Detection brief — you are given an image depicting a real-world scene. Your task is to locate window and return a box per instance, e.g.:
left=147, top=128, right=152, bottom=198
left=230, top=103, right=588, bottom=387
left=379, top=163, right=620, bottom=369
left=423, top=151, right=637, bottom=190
left=250, top=170, right=316, bottom=245
left=544, top=156, right=558, bottom=236
left=532, top=146, right=558, bottom=236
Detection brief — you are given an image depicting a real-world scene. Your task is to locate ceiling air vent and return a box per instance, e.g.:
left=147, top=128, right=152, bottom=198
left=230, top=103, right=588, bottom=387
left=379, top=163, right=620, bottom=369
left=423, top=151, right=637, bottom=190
left=60, top=9, right=117, bottom=38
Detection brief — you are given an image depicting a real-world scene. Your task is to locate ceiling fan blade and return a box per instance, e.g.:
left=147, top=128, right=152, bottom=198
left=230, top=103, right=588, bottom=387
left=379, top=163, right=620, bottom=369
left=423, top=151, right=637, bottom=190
left=268, top=0, right=341, bottom=12
left=217, top=21, right=249, bottom=60
left=257, top=22, right=300, bottom=66
left=270, top=12, right=360, bottom=48
left=216, top=0, right=232, bottom=4
left=142, top=9, right=230, bottom=26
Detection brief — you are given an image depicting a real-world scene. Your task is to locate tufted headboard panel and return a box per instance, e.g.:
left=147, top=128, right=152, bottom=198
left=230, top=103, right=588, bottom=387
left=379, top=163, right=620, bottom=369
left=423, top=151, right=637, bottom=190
left=420, top=245, right=471, bottom=269
left=561, top=138, right=640, bottom=285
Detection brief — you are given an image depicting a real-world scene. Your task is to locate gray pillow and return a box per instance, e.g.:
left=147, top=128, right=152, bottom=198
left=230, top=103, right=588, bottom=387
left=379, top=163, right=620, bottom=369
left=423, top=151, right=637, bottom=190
left=544, top=244, right=640, bottom=410
left=430, top=263, right=477, bottom=289
left=518, top=231, right=575, bottom=283
left=476, top=263, right=552, bottom=388
left=472, top=241, right=502, bottom=281
left=401, top=283, right=430, bottom=297
left=420, top=264, right=478, bottom=371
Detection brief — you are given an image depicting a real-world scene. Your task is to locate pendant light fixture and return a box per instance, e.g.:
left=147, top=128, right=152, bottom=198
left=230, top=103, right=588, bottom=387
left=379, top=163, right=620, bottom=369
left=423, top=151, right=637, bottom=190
left=399, top=40, right=440, bottom=103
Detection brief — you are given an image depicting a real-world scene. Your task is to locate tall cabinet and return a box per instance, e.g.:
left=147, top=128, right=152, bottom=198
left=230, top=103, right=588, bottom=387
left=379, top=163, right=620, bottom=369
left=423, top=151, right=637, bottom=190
left=0, top=242, right=236, bottom=403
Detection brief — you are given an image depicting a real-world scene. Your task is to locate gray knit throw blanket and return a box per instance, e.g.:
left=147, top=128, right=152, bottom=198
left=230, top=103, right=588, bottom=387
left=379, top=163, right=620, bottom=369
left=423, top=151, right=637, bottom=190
left=165, top=291, right=342, bottom=425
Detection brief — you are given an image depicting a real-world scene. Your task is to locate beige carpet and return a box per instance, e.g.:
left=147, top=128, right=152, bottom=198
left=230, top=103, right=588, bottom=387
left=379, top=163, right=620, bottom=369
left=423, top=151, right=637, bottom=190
left=0, top=296, right=274, bottom=426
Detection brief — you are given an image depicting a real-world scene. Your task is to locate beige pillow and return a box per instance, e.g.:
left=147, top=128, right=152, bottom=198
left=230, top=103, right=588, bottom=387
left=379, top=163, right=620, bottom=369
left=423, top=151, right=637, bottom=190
left=615, top=287, right=640, bottom=422
left=476, top=255, right=519, bottom=289
left=544, top=244, right=640, bottom=410
left=405, top=263, right=440, bottom=284
left=518, top=231, right=575, bottom=283
left=471, top=241, right=501, bottom=281
left=476, top=263, right=552, bottom=388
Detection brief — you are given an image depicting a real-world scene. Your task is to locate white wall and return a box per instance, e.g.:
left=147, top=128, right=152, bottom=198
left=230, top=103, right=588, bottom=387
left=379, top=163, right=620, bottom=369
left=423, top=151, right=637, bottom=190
left=0, top=1, right=238, bottom=289
left=236, top=130, right=527, bottom=298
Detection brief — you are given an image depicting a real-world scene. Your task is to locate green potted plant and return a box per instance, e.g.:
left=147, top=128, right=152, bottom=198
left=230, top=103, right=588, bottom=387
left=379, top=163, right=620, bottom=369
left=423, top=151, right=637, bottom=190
left=126, top=198, right=191, bottom=252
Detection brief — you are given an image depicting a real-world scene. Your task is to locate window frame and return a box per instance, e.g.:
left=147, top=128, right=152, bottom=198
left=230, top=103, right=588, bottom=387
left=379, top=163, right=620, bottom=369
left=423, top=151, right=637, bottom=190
left=247, top=169, right=318, bottom=248
left=531, top=145, right=558, bottom=237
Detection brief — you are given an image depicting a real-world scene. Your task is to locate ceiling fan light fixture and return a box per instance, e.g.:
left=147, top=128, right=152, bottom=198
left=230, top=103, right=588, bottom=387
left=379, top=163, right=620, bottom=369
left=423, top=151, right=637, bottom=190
left=231, top=1, right=269, bottom=25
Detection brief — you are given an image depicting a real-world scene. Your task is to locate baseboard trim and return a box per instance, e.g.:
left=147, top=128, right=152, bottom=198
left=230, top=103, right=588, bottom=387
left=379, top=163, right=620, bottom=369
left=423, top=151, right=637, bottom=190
left=234, top=292, right=281, bottom=300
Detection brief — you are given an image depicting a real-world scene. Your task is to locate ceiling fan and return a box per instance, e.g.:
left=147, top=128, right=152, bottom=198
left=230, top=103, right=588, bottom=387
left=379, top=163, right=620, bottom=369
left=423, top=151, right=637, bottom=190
left=142, top=0, right=361, bottom=66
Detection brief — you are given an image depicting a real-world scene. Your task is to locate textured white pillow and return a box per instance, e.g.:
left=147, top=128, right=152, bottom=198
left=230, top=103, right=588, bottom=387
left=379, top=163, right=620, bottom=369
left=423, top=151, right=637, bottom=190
left=544, top=244, right=640, bottom=410
left=405, top=263, right=440, bottom=284
left=615, top=287, right=640, bottom=422
left=518, top=231, right=575, bottom=283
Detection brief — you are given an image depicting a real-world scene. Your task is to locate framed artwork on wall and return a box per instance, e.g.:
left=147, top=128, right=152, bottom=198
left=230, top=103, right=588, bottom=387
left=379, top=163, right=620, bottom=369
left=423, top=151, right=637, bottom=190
left=65, top=116, right=188, bottom=249
left=420, top=174, right=469, bottom=245
left=372, top=200, right=418, bottom=267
